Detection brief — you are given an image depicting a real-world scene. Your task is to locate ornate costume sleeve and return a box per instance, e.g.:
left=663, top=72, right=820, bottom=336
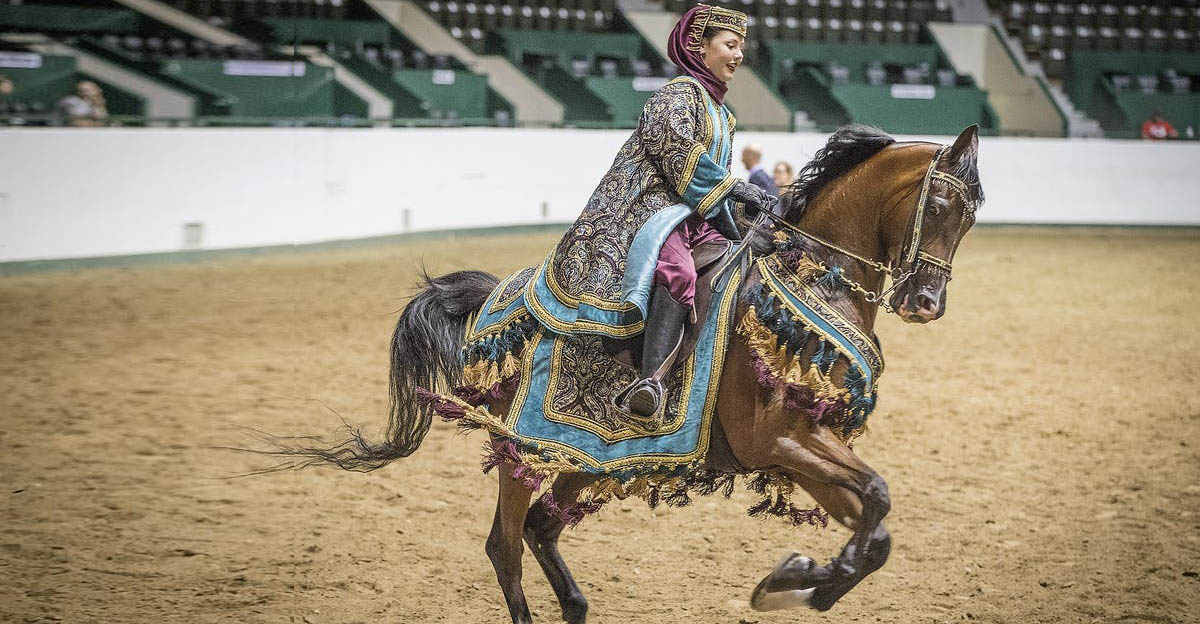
left=639, top=81, right=736, bottom=219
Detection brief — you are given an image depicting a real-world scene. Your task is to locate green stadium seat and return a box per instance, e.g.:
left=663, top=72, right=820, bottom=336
left=1048, top=24, right=1068, bottom=50
left=824, top=0, right=845, bottom=21
left=1072, top=25, right=1095, bottom=51
left=1120, top=27, right=1144, bottom=52
left=864, top=19, right=884, bottom=45
left=801, top=0, right=820, bottom=22
left=1043, top=46, right=1066, bottom=79
left=846, top=0, right=865, bottom=22
left=1072, top=4, right=1095, bottom=29
left=884, top=20, right=904, bottom=44
left=845, top=19, right=864, bottom=43
left=782, top=16, right=802, bottom=40
left=1117, top=5, right=1139, bottom=31
left=865, top=0, right=886, bottom=22
left=1168, top=29, right=1193, bottom=54
left=908, top=0, right=930, bottom=24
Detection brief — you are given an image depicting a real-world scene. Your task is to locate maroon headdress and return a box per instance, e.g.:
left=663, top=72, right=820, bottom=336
left=666, top=4, right=749, bottom=105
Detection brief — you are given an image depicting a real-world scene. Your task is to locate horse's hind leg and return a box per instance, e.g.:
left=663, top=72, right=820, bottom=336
left=749, top=426, right=892, bottom=613
left=524, top=473, right=594, bottom=624
left=487, top=462, right=536, bottom=624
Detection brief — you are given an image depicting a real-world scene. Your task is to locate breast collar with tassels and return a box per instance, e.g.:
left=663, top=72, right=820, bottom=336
left=758, top=144, right=980, bottom=314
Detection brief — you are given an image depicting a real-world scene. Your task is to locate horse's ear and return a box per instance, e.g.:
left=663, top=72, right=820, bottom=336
left=945, top=124, right=979, bottom=164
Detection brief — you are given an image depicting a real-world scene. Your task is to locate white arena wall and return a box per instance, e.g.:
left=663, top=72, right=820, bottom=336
left=1, top=127, right=1197, bottom=262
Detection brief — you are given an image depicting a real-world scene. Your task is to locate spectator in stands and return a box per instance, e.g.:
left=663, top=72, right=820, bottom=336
left=741, top=144, right=778, bottom=197
left=772, top=161, right=794, bottom=193
left=1141, top=112, right=1178, bottom=141
left=0, top=74, right=11, bottom=123
left=55, top=80, right=109, bottom=127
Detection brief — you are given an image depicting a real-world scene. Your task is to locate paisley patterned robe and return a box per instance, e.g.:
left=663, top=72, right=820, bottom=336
left=524, top=76, right=738, bottom=338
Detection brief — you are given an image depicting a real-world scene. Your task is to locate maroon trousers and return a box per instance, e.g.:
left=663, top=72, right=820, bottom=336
left=653, top=213, right=728, bottom=306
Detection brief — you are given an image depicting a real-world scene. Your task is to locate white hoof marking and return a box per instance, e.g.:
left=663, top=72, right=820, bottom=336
left=750, top=587, right=814, bottom=611
left=748, top=553, right=816, bottom=612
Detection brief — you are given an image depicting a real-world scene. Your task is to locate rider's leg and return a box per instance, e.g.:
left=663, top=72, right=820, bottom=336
left=627, top=282, right=690, bottom=417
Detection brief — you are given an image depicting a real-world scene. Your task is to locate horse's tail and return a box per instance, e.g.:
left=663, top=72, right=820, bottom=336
left=262, top=269, right=498, bottom=472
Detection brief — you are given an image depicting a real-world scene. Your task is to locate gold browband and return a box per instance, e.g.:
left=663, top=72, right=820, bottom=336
left=685, top=4, right=749, bottom=52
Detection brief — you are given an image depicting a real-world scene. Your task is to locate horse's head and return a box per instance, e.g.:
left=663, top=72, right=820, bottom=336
left=884, top=125, right=984, bottom=323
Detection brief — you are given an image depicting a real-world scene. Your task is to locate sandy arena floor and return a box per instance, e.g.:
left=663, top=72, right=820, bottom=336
left=1, top=226, right=1197, bottom=624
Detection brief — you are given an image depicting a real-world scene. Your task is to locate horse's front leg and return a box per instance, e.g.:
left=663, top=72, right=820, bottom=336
left=748, top=425, right=892, bottom=612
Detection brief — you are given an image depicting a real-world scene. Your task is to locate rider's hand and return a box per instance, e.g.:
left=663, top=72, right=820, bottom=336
left=728, top=180, right=775, bottom=215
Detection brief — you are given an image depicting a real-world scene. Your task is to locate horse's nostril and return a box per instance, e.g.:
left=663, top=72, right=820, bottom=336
left=915, top=293, right=937, bottom=311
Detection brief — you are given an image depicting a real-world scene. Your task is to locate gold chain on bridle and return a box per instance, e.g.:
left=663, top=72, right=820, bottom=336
left=761, top=144, right=978, bottom=314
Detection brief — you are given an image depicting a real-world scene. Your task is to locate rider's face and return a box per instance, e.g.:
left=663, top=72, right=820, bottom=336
left=702, top=30, right=745, bottom=82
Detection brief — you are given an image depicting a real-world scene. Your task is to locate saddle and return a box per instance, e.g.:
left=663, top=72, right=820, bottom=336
left=603, top=240, right=736, bottom=370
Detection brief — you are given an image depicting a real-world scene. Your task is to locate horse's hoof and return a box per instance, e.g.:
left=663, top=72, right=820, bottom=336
left=749, top=552, right=815, bottom=612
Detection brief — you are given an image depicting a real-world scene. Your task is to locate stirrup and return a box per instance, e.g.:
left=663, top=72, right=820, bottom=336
left=625, top=378, right=664, bottom=419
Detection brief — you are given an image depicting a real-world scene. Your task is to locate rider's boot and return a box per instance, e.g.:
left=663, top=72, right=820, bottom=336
left=626, top=284, right=689, bottom=419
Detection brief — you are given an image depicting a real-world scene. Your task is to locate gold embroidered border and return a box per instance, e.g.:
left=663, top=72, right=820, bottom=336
left=487, top=268, right=530, bottom=314
left=537, top=258, right=639, bottom=314
left=525, top=276, right=645, bottom=339
left=678, top=142, right=706, bottom=196
left=697, top=172, right=736, bottom=217
left=466, top=307, right=529, bottom=344
left=706, top=5, right=748, bottom=37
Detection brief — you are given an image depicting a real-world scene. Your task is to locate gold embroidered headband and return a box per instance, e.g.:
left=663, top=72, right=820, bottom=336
left=685, top=4, right=749, bottom=52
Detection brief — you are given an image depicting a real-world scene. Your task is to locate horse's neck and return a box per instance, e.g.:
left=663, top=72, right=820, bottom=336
left=793, top=145, right=930, bottom=334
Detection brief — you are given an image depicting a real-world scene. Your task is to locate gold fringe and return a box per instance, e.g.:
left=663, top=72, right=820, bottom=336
left=578, top=472, right=687, bottom=505
left=787, top=255, right=827, bottom=284
left=461, top=346, right=522, bottom=392
left=499, top=351, right=519, bottom=380
left=737, top=308, right=850, bottom=404
left=507, top=444, right=584, bottom=476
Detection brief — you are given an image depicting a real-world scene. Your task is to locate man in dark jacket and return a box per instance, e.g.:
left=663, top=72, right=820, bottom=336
left=741, top=144, right=778, bottom=197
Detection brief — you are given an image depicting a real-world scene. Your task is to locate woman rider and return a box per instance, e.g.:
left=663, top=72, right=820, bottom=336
left=523, top=4, right=777, bottom=419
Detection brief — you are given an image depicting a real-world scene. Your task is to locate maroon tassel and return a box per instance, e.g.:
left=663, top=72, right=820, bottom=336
left=511, top=464, right=546, bottom=491
left=747, top=472, right=772, bottom=495
left=453, top=385, right=488, bottom=406
left=787, top=504, right=830, bottom=528
left=480, top=439, right=544, bottom=491
left=481, top=438, right=522, bottom=474
left=750, top=356, right=778, bottom=391
left=807, top=399, right=840, bottom=425
left=452, top=371, right=522, bottom=406
left=488, top=372, right=522, bottom=401
left=782, top=383, right=817, bottom=412
left=415, top=387, right=467, bottom=420
left=538, top=491, right=603, bottom=529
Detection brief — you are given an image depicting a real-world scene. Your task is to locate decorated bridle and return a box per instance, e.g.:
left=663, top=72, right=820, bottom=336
left=758, top=143, right=980, bottom=314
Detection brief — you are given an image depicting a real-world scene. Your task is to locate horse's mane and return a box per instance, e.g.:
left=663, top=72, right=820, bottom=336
left=783, top=124, right=896, bottom=222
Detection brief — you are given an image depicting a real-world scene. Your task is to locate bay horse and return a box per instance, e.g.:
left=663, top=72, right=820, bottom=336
left=261, top=124, right=983, bottom=622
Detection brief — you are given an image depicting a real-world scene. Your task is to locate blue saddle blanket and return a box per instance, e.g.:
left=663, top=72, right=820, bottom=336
left=460, top=264, right=743, bottom=475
